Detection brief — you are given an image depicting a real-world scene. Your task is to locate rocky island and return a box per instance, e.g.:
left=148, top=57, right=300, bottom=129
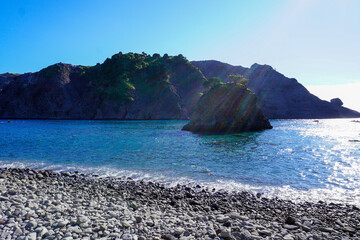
left=182, top=82, right=272, bottom=134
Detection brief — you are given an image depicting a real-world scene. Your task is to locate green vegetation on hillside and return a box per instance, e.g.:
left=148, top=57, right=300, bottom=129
left=203, top=74, right=249, bottom=91
left=203, top=77, right=223, bottom=89
left=5, top=72, right=21, bottom=76
left=85, top=52, right=204, bottom=106
left=77, top=66, right=91, bottom=76
left=229, top=74, right=248, bottom=86
left=40, top=64, right=61, bottom=79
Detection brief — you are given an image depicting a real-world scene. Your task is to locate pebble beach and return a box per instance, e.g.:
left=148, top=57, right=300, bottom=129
left=0, top=168, right=359, bottom=240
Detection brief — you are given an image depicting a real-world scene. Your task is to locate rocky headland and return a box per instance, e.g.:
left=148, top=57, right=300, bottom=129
left=191, top=60, right=360, bottom=119
left=182, top=83, right=272, bottom=134
left=0, top=168, right=359, bottom=240
left=1, top=53, right=359, bottom=120
left=0, top=53, right=205, bottom=120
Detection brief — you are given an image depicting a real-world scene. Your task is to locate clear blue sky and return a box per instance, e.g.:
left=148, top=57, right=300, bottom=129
left=1, top=0, right=359, bottom=89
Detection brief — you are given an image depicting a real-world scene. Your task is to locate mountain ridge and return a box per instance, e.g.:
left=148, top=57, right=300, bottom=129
left=191, top=60, right=360, bottom=119
left=0, top=53, right=359, bottom=120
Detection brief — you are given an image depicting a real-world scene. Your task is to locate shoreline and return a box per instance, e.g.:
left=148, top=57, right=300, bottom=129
left=0, top=168, right=359, bottom=239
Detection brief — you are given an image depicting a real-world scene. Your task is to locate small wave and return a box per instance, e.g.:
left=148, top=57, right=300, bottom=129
left=1, top=159, right=359, bottom=207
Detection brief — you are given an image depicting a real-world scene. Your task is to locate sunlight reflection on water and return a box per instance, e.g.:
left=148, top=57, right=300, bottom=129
left=0, top=118, right=360, bottom=205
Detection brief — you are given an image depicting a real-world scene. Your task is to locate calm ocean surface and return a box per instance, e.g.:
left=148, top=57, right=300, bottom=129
left=1, top=119, right=359, bottom=206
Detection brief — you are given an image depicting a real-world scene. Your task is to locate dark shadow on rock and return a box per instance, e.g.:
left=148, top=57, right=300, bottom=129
left=182, top=83, right=272, bottom=134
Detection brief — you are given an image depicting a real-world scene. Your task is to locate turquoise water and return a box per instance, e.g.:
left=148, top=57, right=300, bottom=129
left=1, top=119, right=360, bottom=205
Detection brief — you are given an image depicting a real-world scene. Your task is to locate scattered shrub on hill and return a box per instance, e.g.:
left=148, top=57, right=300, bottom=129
left=77, top=66, right=91, bottom=76
left=203, top=77, right=223, bottom=89
left=229, top=74, right=248, bottom=86
left=40, top=64, right=61, bottom=79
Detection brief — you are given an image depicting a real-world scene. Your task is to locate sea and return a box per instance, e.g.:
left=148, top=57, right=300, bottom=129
left=0, top=119, right=359, bottom=206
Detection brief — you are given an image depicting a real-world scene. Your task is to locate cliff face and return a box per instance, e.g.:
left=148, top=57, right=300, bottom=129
left=0, top=53, right=206, bottom=119
left=192, top=61, right=360, bottom=119
left=182, top=83, right=272, bottom=133
left=0, top=64, right=95, bottom=119
left=2, top=55, right=359, bottom=120
left=0, top=73, right=17, bottom=91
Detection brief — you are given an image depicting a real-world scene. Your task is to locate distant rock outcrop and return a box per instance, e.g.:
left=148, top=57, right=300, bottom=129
left=0, top=53, right=205, bottom=119
left=182, top=83, right=272, bottom=134
left=192, top=60, right=360, bottom=119
left=330, top=98, right=343, bottom=107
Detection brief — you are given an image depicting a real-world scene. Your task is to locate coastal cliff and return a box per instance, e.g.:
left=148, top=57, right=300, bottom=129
left=1, top=54, right=359, bottom=120
left=192, top=60, right=360, bottom=119
left=0, top=53, right=205, bottom=120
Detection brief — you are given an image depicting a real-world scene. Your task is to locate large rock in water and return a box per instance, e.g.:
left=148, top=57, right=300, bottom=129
left=182, top=83, right=272, bottom=134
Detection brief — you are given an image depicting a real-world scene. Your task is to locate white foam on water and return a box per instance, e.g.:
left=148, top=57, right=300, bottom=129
left=1, top=159, right=360, bottom=207
left=212, top=179, right=360, bottom=207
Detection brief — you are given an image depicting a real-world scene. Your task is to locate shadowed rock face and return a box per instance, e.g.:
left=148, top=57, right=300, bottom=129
left=0, top=73, right=17, bottom=91
left=192, top=61, right=360, bottom=119
left=0, top=64, right=97, bottom=119
left=330, top=98, right=343, bottom=107
left=0, top=65, right=80, bottom=119
left=0, top=54, right=206, bottom=120
left=182, top=83, right=272, bottom=134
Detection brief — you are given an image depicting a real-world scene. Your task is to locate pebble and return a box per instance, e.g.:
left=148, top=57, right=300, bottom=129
left=284, top=224, right=299, bottom=230
left=234, top=229, right=252, bottom=240
left=38, top=226, right=48, bottom=237
left=258, top=229, right=272, bottom=236
left=13, top=226, right=23, bottom=236
left=77, top=215, right=89, bottom=224
left=26, top=232, right=37, bottom=240
left=285, top=216, right=296, bottom=225
left=216, top=215, right=229, bottom=223
left=229, top=212, right=248, bottom=220
left=121, top=233, right=133, bottom=240
left=121, top=221, right=131, bottom=228
left=162, top=234, right=176, bottom=240
left=219, top=229, right=232, bottom=238
left=26, top=220, right=37, bottom=229
left=343, top=226, right=356, bottom=233
left=57, top=220, right=69, bottom=227
left=173, top=227, right=185, bottom=236
left=301, top=224, right=311, bottom=232
left=135, top=216, right=142, bottom=223
left=283, top=234, right=295, bottom=240
left=0, top=196, right=9, bottom=201
left=319, top=227, right=334, bottom=232
left=145, top=220, right=154, bottom=227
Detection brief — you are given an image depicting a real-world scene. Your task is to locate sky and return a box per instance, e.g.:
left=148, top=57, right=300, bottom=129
left=0, top=0, right=359, bottom=111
